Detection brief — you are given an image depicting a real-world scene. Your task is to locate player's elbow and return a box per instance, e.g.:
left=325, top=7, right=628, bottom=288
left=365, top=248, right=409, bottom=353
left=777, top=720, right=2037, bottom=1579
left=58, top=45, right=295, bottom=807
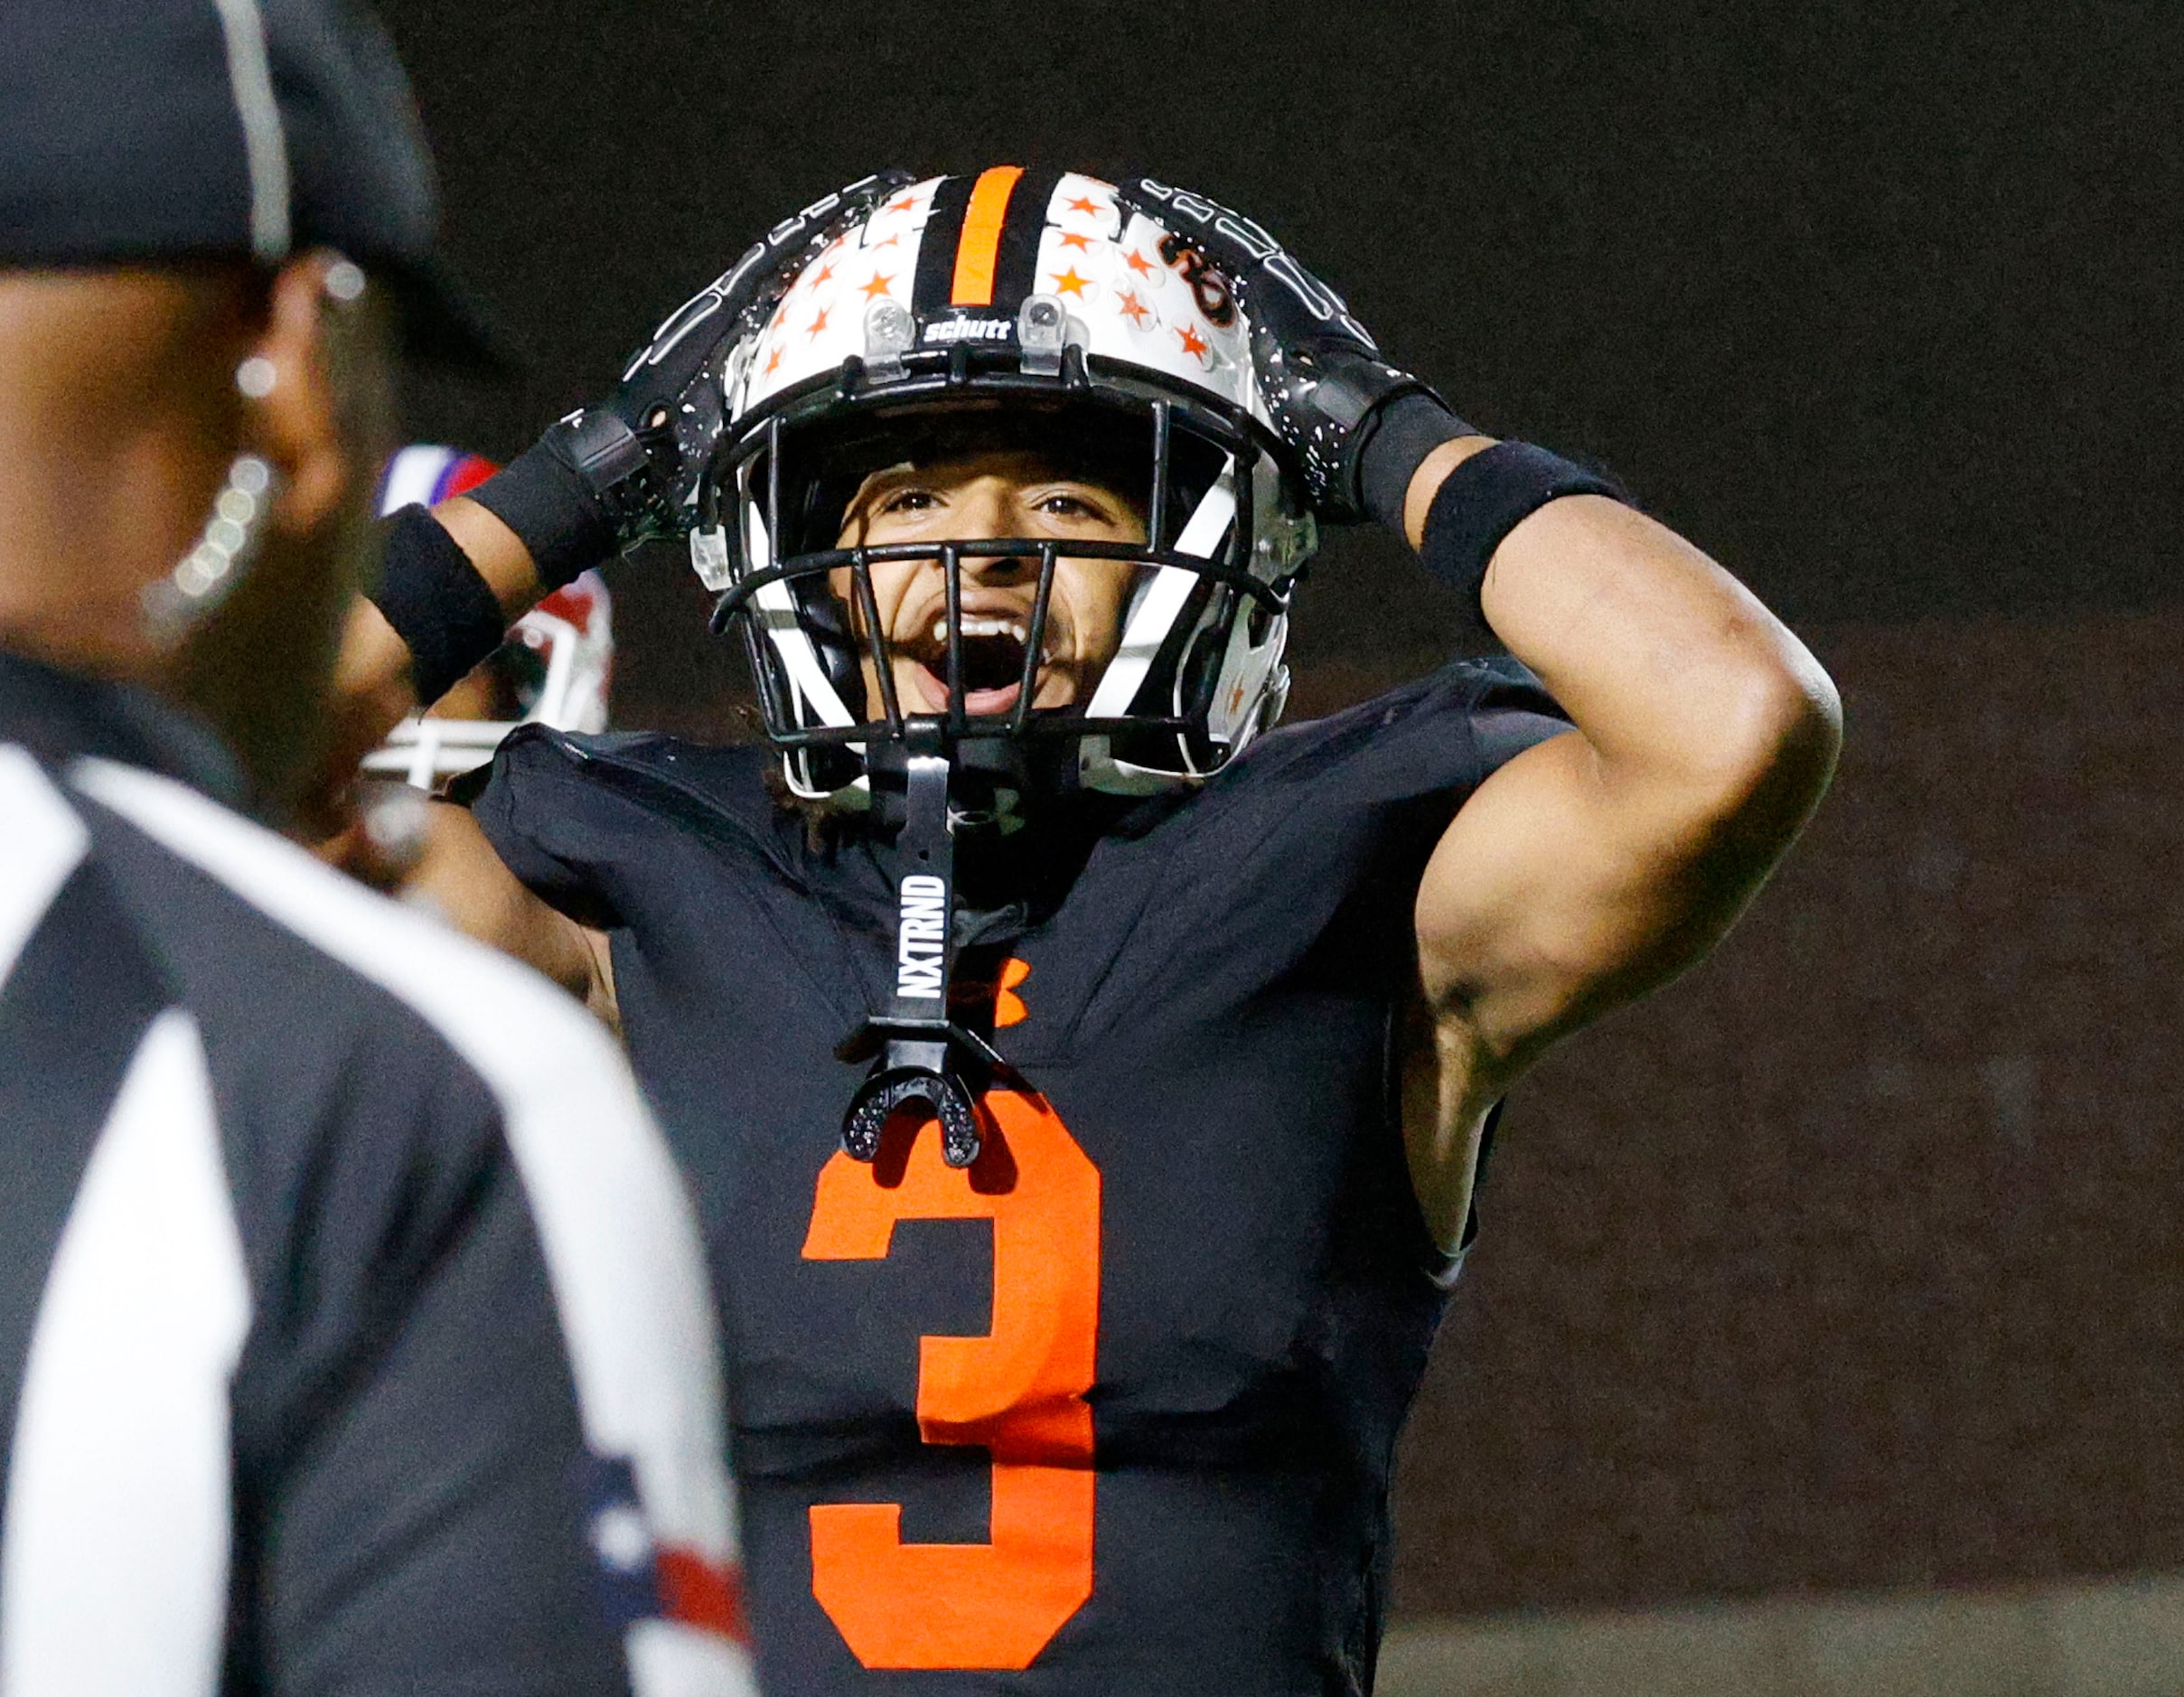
left=1676, top=642, right=1842, bottom=863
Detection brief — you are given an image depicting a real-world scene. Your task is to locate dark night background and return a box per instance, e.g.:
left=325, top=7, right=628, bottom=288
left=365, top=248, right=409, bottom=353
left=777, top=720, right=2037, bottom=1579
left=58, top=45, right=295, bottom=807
left=379, top=0, right=2181, bottom=728
left=376, top=0, right=2184, bottom=1625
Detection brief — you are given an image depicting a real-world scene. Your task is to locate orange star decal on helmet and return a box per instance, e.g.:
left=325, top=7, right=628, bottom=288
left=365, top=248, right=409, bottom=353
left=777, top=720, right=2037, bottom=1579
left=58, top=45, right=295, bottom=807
left=1117, top=289, right=1151, bottom=327
left=859, top=272, right=895, bottom=299
left=1052, top=267, right=1092, bottom=296
left=1057, top=231, right=1093, bottom=251
left=1125, top=249, right=1156, bottom=277
left=1064, top=194, right=1104, bottom=217
left=765, top=346, right=784, bottom=375
left=811, top=263, right=836, bottom=287
left=807, top=306, right=831, bottom=339
left=1176, top=324, right=1209, bottom=359
left=886, top=194, right=920, bottom=215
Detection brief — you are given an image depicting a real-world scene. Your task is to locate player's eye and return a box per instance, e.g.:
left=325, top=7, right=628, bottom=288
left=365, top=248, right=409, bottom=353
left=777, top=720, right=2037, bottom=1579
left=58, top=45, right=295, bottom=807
left=877, top=487, right=939, bottom=515
left=1030, top=490, right=1105, bottom=522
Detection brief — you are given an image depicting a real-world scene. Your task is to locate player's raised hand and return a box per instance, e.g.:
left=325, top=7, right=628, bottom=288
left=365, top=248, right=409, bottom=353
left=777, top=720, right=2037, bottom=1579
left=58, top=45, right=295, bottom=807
left=469, top=170, right=917, bottom=577
left=598, top=167, right=921, bottom=534
left=1119, top=177, right=1472, bottom=530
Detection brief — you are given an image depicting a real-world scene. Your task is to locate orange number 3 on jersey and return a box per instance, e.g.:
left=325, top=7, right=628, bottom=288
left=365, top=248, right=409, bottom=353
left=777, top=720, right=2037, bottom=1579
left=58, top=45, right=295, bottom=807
left=801, top=1088, right=1101, bottom=1669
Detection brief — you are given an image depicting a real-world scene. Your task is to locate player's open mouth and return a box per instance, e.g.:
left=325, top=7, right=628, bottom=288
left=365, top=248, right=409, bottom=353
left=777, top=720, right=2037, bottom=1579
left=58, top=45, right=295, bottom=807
left=900, top=614, right=1055, bottom=716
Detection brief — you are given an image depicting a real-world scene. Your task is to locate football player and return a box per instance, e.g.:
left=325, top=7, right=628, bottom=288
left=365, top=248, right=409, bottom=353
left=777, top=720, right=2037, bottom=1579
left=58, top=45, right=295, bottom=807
left=351, top=168, right=1842, bottom=1692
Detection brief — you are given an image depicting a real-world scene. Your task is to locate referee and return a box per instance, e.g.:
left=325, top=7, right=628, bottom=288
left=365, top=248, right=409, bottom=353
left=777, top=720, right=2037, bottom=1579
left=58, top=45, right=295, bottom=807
left=0, top=5, right=751, bottom=1694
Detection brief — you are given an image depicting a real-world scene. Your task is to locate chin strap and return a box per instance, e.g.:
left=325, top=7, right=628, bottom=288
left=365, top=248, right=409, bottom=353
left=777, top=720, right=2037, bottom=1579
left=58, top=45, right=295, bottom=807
left=836, top=735, right=1007, bottom=1167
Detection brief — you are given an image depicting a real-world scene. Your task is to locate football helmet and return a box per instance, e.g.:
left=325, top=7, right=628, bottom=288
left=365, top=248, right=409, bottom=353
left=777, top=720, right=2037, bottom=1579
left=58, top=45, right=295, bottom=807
left=361, top=445, right=615, bottom=790
left=688, top=167, right=1319, bottom=806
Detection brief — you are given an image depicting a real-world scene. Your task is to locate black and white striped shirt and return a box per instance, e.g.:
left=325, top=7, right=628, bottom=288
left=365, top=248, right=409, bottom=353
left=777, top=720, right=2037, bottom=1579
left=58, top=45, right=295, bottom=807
left=0, top=652, right=753, bottom=1697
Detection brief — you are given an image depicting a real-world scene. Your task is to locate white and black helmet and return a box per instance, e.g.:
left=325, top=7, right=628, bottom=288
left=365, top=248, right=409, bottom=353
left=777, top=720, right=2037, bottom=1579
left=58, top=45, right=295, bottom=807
left=688, top=166, right=1319, bottom=804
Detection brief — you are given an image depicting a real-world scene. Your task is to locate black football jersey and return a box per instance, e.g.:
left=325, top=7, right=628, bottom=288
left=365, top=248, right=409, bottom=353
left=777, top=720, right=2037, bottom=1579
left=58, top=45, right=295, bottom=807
left=470, top=657, right=1568, bottom=1697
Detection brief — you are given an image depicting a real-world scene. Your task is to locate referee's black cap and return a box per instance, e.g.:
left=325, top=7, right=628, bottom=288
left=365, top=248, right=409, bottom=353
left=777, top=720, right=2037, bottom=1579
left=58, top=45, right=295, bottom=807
left=0, top=0, right=507, bottom=372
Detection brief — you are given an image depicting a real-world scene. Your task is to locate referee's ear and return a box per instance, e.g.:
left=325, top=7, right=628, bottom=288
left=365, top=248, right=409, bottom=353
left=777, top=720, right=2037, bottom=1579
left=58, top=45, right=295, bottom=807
left=240, top=252, right=398, bottom=548
left=169, top=253, right=399, bottom=819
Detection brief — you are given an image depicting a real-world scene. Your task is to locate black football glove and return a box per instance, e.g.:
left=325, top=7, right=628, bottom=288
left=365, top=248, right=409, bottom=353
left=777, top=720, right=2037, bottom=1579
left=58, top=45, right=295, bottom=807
left=1119, top=178, right=1473, bottom=530
left=470, top=169, right=918, bottom=586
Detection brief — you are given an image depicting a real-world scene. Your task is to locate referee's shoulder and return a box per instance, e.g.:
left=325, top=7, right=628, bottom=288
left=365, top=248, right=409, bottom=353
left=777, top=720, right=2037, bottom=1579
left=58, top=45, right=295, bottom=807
left=61, top=755, right=630, bottom=1109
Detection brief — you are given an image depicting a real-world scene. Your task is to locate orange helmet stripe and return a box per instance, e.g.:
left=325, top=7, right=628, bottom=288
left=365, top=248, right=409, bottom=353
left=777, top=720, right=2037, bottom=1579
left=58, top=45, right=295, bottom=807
left=950, top=165, right=1026, bottom=306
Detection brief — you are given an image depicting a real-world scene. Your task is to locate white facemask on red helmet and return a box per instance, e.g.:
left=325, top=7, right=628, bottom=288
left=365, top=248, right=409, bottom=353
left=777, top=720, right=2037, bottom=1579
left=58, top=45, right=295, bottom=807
left=361, top=445, right=615, bottom=790
left=689, top=167, right=1316, bottom=803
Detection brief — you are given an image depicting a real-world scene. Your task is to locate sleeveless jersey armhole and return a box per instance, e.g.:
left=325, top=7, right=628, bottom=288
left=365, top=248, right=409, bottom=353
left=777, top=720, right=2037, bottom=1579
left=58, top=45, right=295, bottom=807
left=1428, top=1100, right=1505, bottom=1291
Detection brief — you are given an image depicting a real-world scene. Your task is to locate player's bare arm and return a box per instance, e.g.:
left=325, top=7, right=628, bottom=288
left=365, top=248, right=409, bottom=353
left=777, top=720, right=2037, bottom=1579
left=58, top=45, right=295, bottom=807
left=1404, top=447, right=1839, bottom=1242
left=1166, top=183, right=1841, bottom=1248
left=329, top=492, right=538, bottom=749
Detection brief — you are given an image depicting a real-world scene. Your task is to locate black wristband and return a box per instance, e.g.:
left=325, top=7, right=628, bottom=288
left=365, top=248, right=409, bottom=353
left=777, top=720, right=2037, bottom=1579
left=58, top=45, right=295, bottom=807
left=368, top=505, right=510, bottom=706
left=466, top=430, right=619, bottom=592
left=1357, top=390, right=1477, bottom=534
left=1418, top=442, right=1628, bottom=611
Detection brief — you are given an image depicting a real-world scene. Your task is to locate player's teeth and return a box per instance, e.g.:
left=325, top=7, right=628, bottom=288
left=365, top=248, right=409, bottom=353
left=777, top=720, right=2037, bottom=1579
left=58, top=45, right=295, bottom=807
left=929, top=617, right=1030, bottom=642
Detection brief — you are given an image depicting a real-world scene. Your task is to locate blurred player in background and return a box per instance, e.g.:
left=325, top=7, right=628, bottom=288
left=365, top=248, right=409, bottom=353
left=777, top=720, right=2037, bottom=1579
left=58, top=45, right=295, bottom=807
left=0, top=3, right=748, bottom=1691
left=362, top=445, right=615, bottom=791
left=348, top=167, right=1841, bottom=1692
left=338, top=445, right=620, bottom=999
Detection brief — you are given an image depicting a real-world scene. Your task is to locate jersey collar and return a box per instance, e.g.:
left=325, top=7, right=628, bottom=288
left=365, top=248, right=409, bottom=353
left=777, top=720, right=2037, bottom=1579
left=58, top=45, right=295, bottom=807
left=0, top=646, right=250, bottom=811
